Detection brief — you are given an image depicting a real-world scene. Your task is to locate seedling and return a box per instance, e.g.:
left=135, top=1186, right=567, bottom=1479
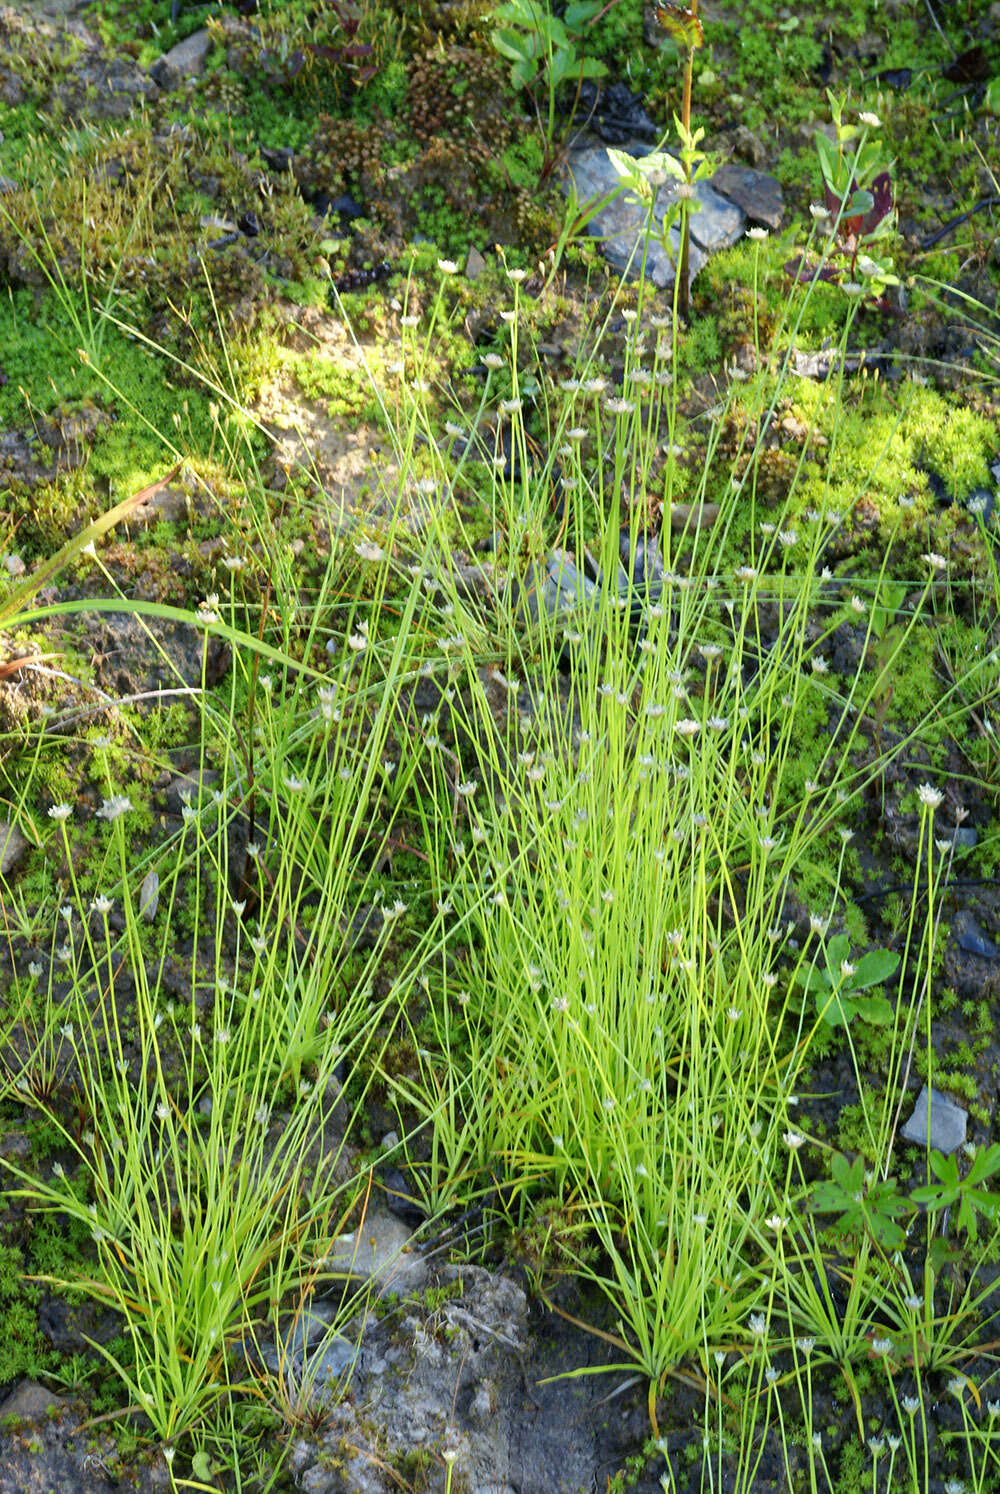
left=799, top=933, right=900, bottom=1030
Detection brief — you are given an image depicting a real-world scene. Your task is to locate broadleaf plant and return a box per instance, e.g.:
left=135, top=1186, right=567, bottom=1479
left=798, top=933, right=899, bottom=1030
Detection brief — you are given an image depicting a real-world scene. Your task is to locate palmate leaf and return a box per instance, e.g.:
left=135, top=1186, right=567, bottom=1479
left=654, top=2, right=704, bottom=51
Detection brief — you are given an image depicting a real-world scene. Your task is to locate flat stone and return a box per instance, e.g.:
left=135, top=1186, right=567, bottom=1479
left=954, top=910, right=1000, bottom=959
left=325, top=1200, right=426, bottom=1298
left=150, top=29, right=212, bottom=91
left=564, top=145, right=745, bottom=289
left=0, top=1381, right=63, bottom=1422
left=261, top=1306, right=363, bottom=1407
left=712, top=163, right=784, bottom=231
left=0, top=819, right=29, bottom=875
left=900, top=1084, right=967, bottom=1154
left=465, top=245, right=487, bottom=279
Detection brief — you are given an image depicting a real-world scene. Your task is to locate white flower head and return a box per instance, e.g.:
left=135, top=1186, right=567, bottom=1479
left=922, top=551, right=947, bottom=571
left=354, top=540, right=386, bottom=563
left=917, top=783, right=943, bottom=810
left=859, top=110, right=882, bottom=128
left=437, top=258, right=459, bottom=275
left=97, top=795, right=132, bottom=822
left=746, top=226, right=768, bottom=241
left=48, top=803, right=72, bottom=821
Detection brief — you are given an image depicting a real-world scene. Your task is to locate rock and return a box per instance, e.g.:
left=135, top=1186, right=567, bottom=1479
left=515, top=549, right=601, bottom=627
left=564, top=144, right=745, bottom=290
left=955, top=913, right=1000, bottom=959
left=731, top=125, right=767, bottom=168
left=900, top=1084, right=967, bottom=1154
left=50, top=56, right=159, bottom=121
left=465, top=245, right=487, bottom=279
left=0, top=1381, right=63, bottom=1422
left=668, top=500, right=720, bottom=530
left=150, top=29, right=212, bottom=91
left=569, top=80, right=659, bottom=144
left=0, top=819, right=29, bottom=875
left=324, top=1199, right=427, bottom=1299
left=712, top=163, right=784, bottom=231
left=260, top=1306, right=365, bottom=1409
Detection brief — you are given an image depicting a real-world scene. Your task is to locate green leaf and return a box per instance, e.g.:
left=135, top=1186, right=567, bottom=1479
left=824, top=933, right=851, bottom=981
left=577, top=56, right=608, bottom=79
left=851, top=949, right=899, bottom=990
left=548, top=48, right=573, bottom=89
left=852, top=995, right=893, bottom=1026
left=985, top=75, right=1000, bottom=113
left=493, top=31, right=537, bottom=64
left=565, top=0, right=602, bottom=27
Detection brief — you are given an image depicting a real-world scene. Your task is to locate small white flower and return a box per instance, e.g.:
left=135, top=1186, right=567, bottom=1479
left=917, top=783, right=943, bottom=810
left=784, top=1131, right=805, bottom=1150
left=483, top=353, right=504, bottom=370
left=47, top=804, right=72, bottom=821
left=902, top=1395, right=920, bottom=1414
left=810, top=656, right=829, bottom=675
left=605, top=397, right=635, bottom=415
left=354, top=540, right=386, bottom=562
left=283, top=774, right=306, bottom=793
left=727, top=1007, right=742, bottom=1022
left=97, top=795, right=132, bottom=822
left=748, top=1313, right=768, bottom=1338
left=437, top=258, right=458, bottom=274
left=197, top=594, right=221, bottom=625
left=156, top=1102, right=169, bottom=1121
left=500, top=397, right=523, bottom=414
left=29, top=961, right=43, bottom=978
left=922, top=551, right=947, bottom=571
left=764, top=1214, right=786, bottom=1233
left=456, top=780, right=478, bottom=797
left=221, top=553, right=246, bottom=572
left=91, top=895, right=113, bottom=916
left=400, top=314, right=419, bottom=328
left=734, top=565, right=758, bottom=583
left=859, top=110, right=882, bottom=128
left=838, top=827, right=854, bottom=843
left=674, top=719, right=701, bottom=737
left=348, top=629, right=368, bottom=652
left=507, top=267, right=528, bottom=283
left=870, top=1337, right=893, bottom=1357
left=809, top=203, right=831, bottom=222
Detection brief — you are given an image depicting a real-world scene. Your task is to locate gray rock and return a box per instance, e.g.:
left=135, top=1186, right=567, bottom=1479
left=564, top=145, right=745, bottom=289
left=324, top=1200, right=427, bottom=1299
left=0, top=1381, right=63, bottom=1422
left=731, top=124, right=768, bottom=168
left=465, top=245, right=487, bottom=279
left=712, top=163, right=784, bottom=231
left=260, top=1306, right=364, bottom=1409
left=954, top=911, right=1000, bottom=960
left=516, top=549, right=600, bottom=627
left=289, top=1265, right=658, bottom=1494
left=150, top=29, right=212, bottom=91
left=901, top=1084, right=967, bottom=1154
left=0, top=819, right=29, bottom=875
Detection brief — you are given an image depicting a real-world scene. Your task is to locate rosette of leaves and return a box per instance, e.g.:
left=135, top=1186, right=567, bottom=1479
left=799, top=933, right=900, bottom=1030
